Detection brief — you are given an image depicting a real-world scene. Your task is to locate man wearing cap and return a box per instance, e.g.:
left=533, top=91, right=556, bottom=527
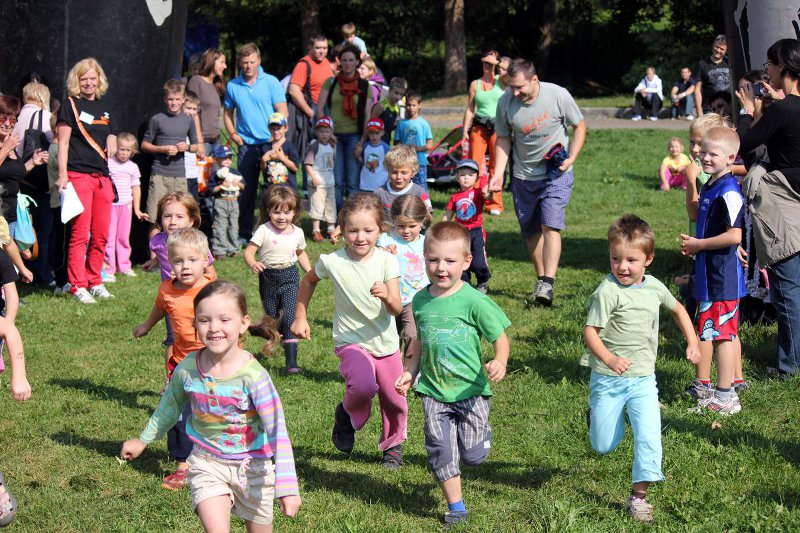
left=358, top=118, right=391, bottom=192
left=223, top=42, right=289, bottom=241
left=489, top=58, right=586, bottom=306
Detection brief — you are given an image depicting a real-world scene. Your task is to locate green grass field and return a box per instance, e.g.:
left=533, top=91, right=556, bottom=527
left=3, top=128, right=798, bottom=532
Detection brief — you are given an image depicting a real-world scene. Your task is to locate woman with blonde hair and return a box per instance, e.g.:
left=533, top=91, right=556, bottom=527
left=55, top=57, right=118, bottom=304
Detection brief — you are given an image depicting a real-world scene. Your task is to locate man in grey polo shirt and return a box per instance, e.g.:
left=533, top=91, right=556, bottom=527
left=489, top=58, right=586, bottom=306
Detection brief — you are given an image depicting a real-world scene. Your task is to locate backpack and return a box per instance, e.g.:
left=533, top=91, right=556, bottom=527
left=15, top=193, right=37, bottom=254
left=22, top=110, right=50, bottom=192
left=285, top=59, right=313, bottom=163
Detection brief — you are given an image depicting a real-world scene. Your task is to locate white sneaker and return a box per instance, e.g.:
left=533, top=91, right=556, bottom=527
left=631, top=115, right=642, bottom=121
left=54, top=283, right=72, bottom=296
left=685, top=114, right=695, bottom=121
left=489, top=209, right=502, bottom=216
left=89, top=284, right=114, bottom=299
left=119, top=270, right=137, bottom=277
left=649, top=116, right=658, bottom=121
left=104, top=274, right=117, bottom=283
left=74, top=288, right=97, bottom=304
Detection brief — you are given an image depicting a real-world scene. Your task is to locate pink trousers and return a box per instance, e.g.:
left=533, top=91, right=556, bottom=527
left=666, top=169, right=687, bottom=189
left=334, top=344, right=408, bottom=451
left=105, top=204, right=133, bottom=274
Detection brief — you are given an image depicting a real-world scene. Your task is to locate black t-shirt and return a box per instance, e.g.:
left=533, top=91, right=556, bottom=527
left=0, top=156, right=24, bottom=222
left=57, top=97, right=117, bottom=175
left=0, top=247, right=18, bottom=314
left=738, top=94, right=800, bottom=188
left=673, top=77, right=696, bottom=96
left=697, top=57, right=731, bottom=105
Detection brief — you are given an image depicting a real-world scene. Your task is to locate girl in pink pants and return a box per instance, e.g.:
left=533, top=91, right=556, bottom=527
left=105, top=133, right=147, bottom=280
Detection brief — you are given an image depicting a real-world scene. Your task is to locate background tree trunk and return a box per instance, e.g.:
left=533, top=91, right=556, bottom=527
left=443, top=0, right=466, bottom=95
left=299, top=0, right=320, bottom=53
left=534, top=0, right=558, bottom=74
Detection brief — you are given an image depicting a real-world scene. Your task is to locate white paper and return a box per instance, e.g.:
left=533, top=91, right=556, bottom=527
left=60, top=182, right=85, bottom=223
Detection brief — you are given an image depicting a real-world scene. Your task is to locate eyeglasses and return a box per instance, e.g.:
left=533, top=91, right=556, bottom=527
left=763, top=62, right=773, bottom=70
left=0, top=115, right=17, bottom=125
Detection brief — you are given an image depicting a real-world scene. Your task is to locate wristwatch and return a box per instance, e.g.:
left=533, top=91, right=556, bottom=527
left=739, top=107, right=753, bottom=116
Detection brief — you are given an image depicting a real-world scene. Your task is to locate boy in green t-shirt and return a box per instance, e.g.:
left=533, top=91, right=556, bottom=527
left=582, top=214, right=699, bottom=523
left=395, top=221, right=510, bottom=528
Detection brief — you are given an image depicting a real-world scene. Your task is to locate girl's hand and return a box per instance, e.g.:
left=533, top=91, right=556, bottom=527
left=142, top=258, right=159, bottom=272
left=120, top=438, right=147, bottom=461
left=485, top=359, right=507, bottom=382
left=384, top=244, right=398, bottom=255
left=133, top=324, right=150, bottom=338
left=250, top=261, right=267, bottom=274
left=10, top=375, right=31, bottom=401
left=394, top=371, right=414, bottom=396
left=290, top=318, right=311, bottom=339
left=18, top=267, right=33, bottom=284
left=280, top=495, right=302, bottom=517
left=135, top=210, right=149, bottom=221
left=686, top=344, right=701, bottom=365
left=329, top=226, right=342, bottom=244
left=370, top=281, right=388, bottom=300
left=607, top=355, right=632, bottom=375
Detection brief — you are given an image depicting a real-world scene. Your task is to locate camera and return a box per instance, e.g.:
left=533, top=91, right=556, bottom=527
left=752, top=83, right=766, bottom=98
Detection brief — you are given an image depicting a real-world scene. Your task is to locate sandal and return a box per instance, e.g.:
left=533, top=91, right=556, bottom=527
left=160, top=467, right=189, bottom=491
left=0, top=473, right=18, bottom=527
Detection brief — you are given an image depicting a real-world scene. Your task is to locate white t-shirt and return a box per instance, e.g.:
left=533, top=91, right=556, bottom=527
left=250, top=222, right=307, bottom=267
left=304, top=140, right=335, bottom=188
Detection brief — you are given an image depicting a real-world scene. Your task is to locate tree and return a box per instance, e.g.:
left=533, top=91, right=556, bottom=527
left=299, top=0, right=320, bottom=52
left=443, top=0, right=466, bottom=95
left=534, top=0, right=557, bottom=74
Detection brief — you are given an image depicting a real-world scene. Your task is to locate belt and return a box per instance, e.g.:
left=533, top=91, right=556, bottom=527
left=218, top=196, right=239, bottom=201
left=266, top=262, right=295, bottom=270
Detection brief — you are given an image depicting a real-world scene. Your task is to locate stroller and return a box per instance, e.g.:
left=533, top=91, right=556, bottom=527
left=427, top=125, right=467, bottom=186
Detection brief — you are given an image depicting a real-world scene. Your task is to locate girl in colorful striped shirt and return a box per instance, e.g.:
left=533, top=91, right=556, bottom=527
left=122, top=280, right=301, bottom=530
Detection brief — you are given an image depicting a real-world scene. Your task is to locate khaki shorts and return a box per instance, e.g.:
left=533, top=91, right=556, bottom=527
left=308, top=184, right=336, bottom=224
left=146, top=174, right=189, bottom=221
left=186, top=449, right=276, bottom=525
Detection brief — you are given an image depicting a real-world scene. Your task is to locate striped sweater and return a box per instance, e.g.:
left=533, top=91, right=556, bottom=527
left=140, top=351, right=299, bottom=497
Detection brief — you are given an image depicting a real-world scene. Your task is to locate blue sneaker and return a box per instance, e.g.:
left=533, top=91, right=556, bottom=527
left=443, top=511, right=467, bottom=528
left=685, top=379, right=714, bottom=400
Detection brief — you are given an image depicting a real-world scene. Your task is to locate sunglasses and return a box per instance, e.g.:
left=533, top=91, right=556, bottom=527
left=0, top=115, right=17, bottom=125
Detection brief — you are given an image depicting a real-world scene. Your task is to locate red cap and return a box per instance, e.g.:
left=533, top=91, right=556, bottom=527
left=315, top=116, right=334, bottom=129
left=366, top=118, right=385, bottom=131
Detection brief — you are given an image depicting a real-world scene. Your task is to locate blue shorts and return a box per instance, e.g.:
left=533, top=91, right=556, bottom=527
left=511, top=170, right=574, bottom=238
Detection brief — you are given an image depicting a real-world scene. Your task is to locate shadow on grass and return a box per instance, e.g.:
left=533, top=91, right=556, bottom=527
left=508, top=345, right=584, bottom=384
left=748, top=488, right=800, bottom=509
left=465, top=463, right=561, bottom=491
left=49, top=378, right=160, bottom=411
left=289, top=368, right=343, bottom=384
left=49, top=431, right=164, bottom=478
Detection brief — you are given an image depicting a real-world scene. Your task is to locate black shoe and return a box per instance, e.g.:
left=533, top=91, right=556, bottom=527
left=443, top=511, right=467, bottom=528
left=284, top=343, right=301, bottom=374
left=332, top=402, right=355, bottom=453
left=381, top=444, right=403, bottom=469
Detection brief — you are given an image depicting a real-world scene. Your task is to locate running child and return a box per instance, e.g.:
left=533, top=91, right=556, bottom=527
left=583, top=214, right=699, bottom=522
left=375, top=144, right=432, bottom=218
left=210, top=145, right=244, bottom=257
left=291, top=192, right=407, bottom=468
left=244, top=186, right=312, bottom=374
left=394, top=221, right=510, bottom=528
left=442, top=159, right=491, bottom=293
left=105, top=132, right=147, bottom=281
left=680, top=127, right=747, bottom=415
left=123, top=280, right=301, bottom=531
left=304, top=117, right=337, bottom=242
left=357, top=118, right=390, bottom=192
left=377, top=195, right=431, bottom=362
left=658, top=137, right=691, bottom=191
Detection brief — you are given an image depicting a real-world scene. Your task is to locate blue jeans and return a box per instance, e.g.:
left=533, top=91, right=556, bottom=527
left=768, top=253, right=800, bottom=375
left=237, top=142, right=267, bottom=240
left=334, top=133, right=361, bottom=212
left=413, top=166, right=429, bottom=192
left=589, top=372, right=664, bottom=484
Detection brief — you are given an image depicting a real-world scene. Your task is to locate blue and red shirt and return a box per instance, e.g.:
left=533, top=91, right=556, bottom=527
left=446, top=188, right=484, bottom=230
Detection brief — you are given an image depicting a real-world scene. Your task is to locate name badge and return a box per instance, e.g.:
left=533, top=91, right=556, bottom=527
left=78, top=111, right=95, bottom=124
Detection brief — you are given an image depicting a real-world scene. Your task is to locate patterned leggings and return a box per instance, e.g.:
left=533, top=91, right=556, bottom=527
left=259, top=265, right=299, bottom=342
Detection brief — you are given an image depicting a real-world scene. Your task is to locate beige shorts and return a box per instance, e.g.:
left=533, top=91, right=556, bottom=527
left=308, top=184, right=336, bottom=224
left=146, top=174, right=189, bottom=221
left=186, top=449, right=276, bottom=525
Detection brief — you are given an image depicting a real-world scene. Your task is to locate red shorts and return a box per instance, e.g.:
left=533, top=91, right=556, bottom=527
left=695, top=299, right=739, bottom=341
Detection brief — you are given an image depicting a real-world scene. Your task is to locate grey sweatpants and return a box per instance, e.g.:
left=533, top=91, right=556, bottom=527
left=211, top=199, right=239, bottom=255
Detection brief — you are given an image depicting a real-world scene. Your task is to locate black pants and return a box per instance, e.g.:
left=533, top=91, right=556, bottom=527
left=461, top=227, right=491, bottom=285
left=167, top=402, right=193, bottom=462
left=259, top=265, right=299, bottom=340
left=49, top=208, right=71, bottom=287
left=634, top=93, right=662, bottom=118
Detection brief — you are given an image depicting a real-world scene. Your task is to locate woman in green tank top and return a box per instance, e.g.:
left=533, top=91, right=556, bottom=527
left=462, top=50, right=506, bottom=214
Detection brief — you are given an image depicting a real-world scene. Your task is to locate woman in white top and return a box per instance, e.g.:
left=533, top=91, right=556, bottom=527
left=632, top=67, right=664, bottom=121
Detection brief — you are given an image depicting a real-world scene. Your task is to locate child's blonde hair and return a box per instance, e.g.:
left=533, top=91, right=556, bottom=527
left=338, top=192, right=388, bottom=232
left=257, top=185, right=301, bottom=226
left=116, top=132, right=139, bottom=155
left=341, top=22, right=356, bottom=38
left=689, top=113, right=732, bottom=139
left=424, top=221, right=471, bottom=256
left=702, top=127, right=741, bottom=157
left=163, top=79, right=185, bottom=97
left=391, top=195, right=431, bottom=227
left=22, top=82, right=50, bottom=110
left=361, top=57, right=377, bottom=77
left=667, top=137, right=684, bottom=152
left=66, top=58, right=109, bottom=98
left=166, top=227, right=209, bottom=260
left=384, top=144, right=419, bottom=173
left=608, top=214, right=655, bottom=257
left=155, top=191, right=201, bottom=231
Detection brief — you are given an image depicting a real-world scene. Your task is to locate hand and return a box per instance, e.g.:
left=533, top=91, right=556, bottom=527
left=312, top=176, right=322, bottom=187
left=488, top=175, right=502, bottom=193
left=485, top=359, right=507, bottom=382
left=735, top=83, right=756, bottom=113
left=142, top=258, right=159, bottom=272
left=10, top=375, right=31, bottom=401
left=250, top=261, right=267, bottom=274
left=385, top=244, right=398, bottom=255
left=57, top=173, right=69, bottom=191
left=558, top=157, right=575, bottom=172
left=197, top=146, right=206, bottom=159
left=329, top=226, right=342, bottom=244
left=31, top=149, right=48, bottom=166
left=166, top=145, right=179, bottom=157
left=133, top=324, right=149, bottom=338
left=685, top=344, right=701, bottom=365
left=680, top=233, right=703, bottom=256
left=279, top=495, right=302, bottom=517
left=606, top=355, right=632, bottom=375
left=370, top=281, right=389, bottom=300
left=0, top=133, right=20, bottom=156
left=176, top=142, right=188, bottom=152
left=640, top=89, right=647, bottom=97
left=232, top=134, right=244, bottom=146
left=290, top=318, right=311, bottom=340
left=354, top=142, right=364, bottom=158
left=120, top=438, right=147, bottom=461
left=18, top=267, right=33, bottom=284
left=394, top=371, right=414, bottom=396
left=21, top=249, right=32, bottom=260
left=135, top=210, right=149, bottom=221
left=737, top=245, right=748, bottom=269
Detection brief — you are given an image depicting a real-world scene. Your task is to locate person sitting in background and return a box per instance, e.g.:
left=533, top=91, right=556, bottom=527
left=632, top=67, right=663, bottom=121
left=709, top=90, right=732, bottom=120
left=671, top=67, right=696, bottom=120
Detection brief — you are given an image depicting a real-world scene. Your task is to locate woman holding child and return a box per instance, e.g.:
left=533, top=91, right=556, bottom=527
left=187, top=48, right=227, bottom=156
left=55, top=58, right=118, bottom=304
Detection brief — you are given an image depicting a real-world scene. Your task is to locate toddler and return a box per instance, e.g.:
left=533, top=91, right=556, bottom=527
left=261, top=113, right=300, bottom=190
left=358, top=118, right=390, bottom=192
left=304, top=117, right=337, bottom=242
left=393, top=91, right=433, bottom=192
left=210, top=145, right=244, bottom=257
left=658, top=137, right=691, bottom=191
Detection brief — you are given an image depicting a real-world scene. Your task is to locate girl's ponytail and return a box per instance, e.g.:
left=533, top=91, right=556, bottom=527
left=249, top=315, right=281, bottom=357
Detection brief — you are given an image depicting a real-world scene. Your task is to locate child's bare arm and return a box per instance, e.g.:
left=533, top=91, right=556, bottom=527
left=0, top=316, right=30, bottom=401
left=141, top=141, right=177, bottom=156
left=3, top=282, right=18, bottom=322
left=670, top=303, right=701, bottom=364
left=371, top=277, right=402, bottom=316
left=291, top=270, right=321, bottom=339
left=442, top=210, right=454, bottom=222
left=485, top=332, right=509, bottom=382
left=584, top=325, right=631, bottom=375
left=133, top=305, right=166, bottom=338
left=3, top=241, right=32, bottom=283
left=304, top=163, right=322, bottom=187
left=132, top=186, right=148, bottom=220
left=296, top=249, right=312, bottom=273
left=243, top=243, right=266, bottom=274
left=681, top=226, right=741, bottom=256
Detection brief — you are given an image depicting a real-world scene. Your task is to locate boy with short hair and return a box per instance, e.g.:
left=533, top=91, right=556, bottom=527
left=340, top=22, right=368, bottom=59
left=142, top=79, right=199, bottom=232
left=395, top=221, right=510, bottom=528
left=375, top=144, right=432, bottom=218
left=680, top=126, right=746, bottom=415
left=394, top=91, right=433, bottom=192
left=443, top=159, right=491, bottom=294
left=357, top=118, right=390, bottom=192
left=372, top=77, right=408, bottom=145
left=260, top=112, right=300, bottom=190
left=304, top=116, right=337, bottom=242
left=584, top=214, right=699, bottom=522
left=210, top=145, right=244, bottom=257
left=181, top=90, right=204, bottom=201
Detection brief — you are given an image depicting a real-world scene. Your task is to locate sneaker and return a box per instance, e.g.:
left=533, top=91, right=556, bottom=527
left=733, top=380, right=750, bottom=393
left=649, top=116, right=658, bottom=121
left=104, top=274, right=116, bottom=283
left=160, top=467, right=188, bottom=491
left=698, top=394, right=742, bottom=416
left=73, top=287, right=97, bottom=304
left=238, top=237, right=249, bottom=249
left=443, top=511, right=468, bottom=528
left=533, top=280, right=554, bottom=307
left=332, top=402, right=355, bottom=453
left=685, top=114, right=695, bottom=121
left=476, top=282, right=489, bottom=295
left=381, top=444, right=403, bottom=469
left=625, top=495, right=653, bottom=522
left=685, top=379, right=714, bottom=400
left=119, top=270, right=137, bottom=277
left=488, top=209, right=502, bottom=216
left=631, top=115, right=642, bottom=121
left=54, top=283, right=72, bottom=296
left=0, top=473, right=18, bottom=527
left=89, top=284, right=114, bottom=299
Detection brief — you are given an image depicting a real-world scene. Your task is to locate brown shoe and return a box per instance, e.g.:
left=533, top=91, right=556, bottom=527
left=311, top=230, right=325, bottom=242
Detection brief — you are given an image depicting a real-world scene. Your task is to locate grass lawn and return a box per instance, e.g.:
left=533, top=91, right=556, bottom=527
left=4, top=128, right=798, bottom=532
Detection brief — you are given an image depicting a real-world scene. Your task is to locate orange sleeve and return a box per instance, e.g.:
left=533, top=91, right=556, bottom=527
left=290, top=59, right=309, bottom=88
